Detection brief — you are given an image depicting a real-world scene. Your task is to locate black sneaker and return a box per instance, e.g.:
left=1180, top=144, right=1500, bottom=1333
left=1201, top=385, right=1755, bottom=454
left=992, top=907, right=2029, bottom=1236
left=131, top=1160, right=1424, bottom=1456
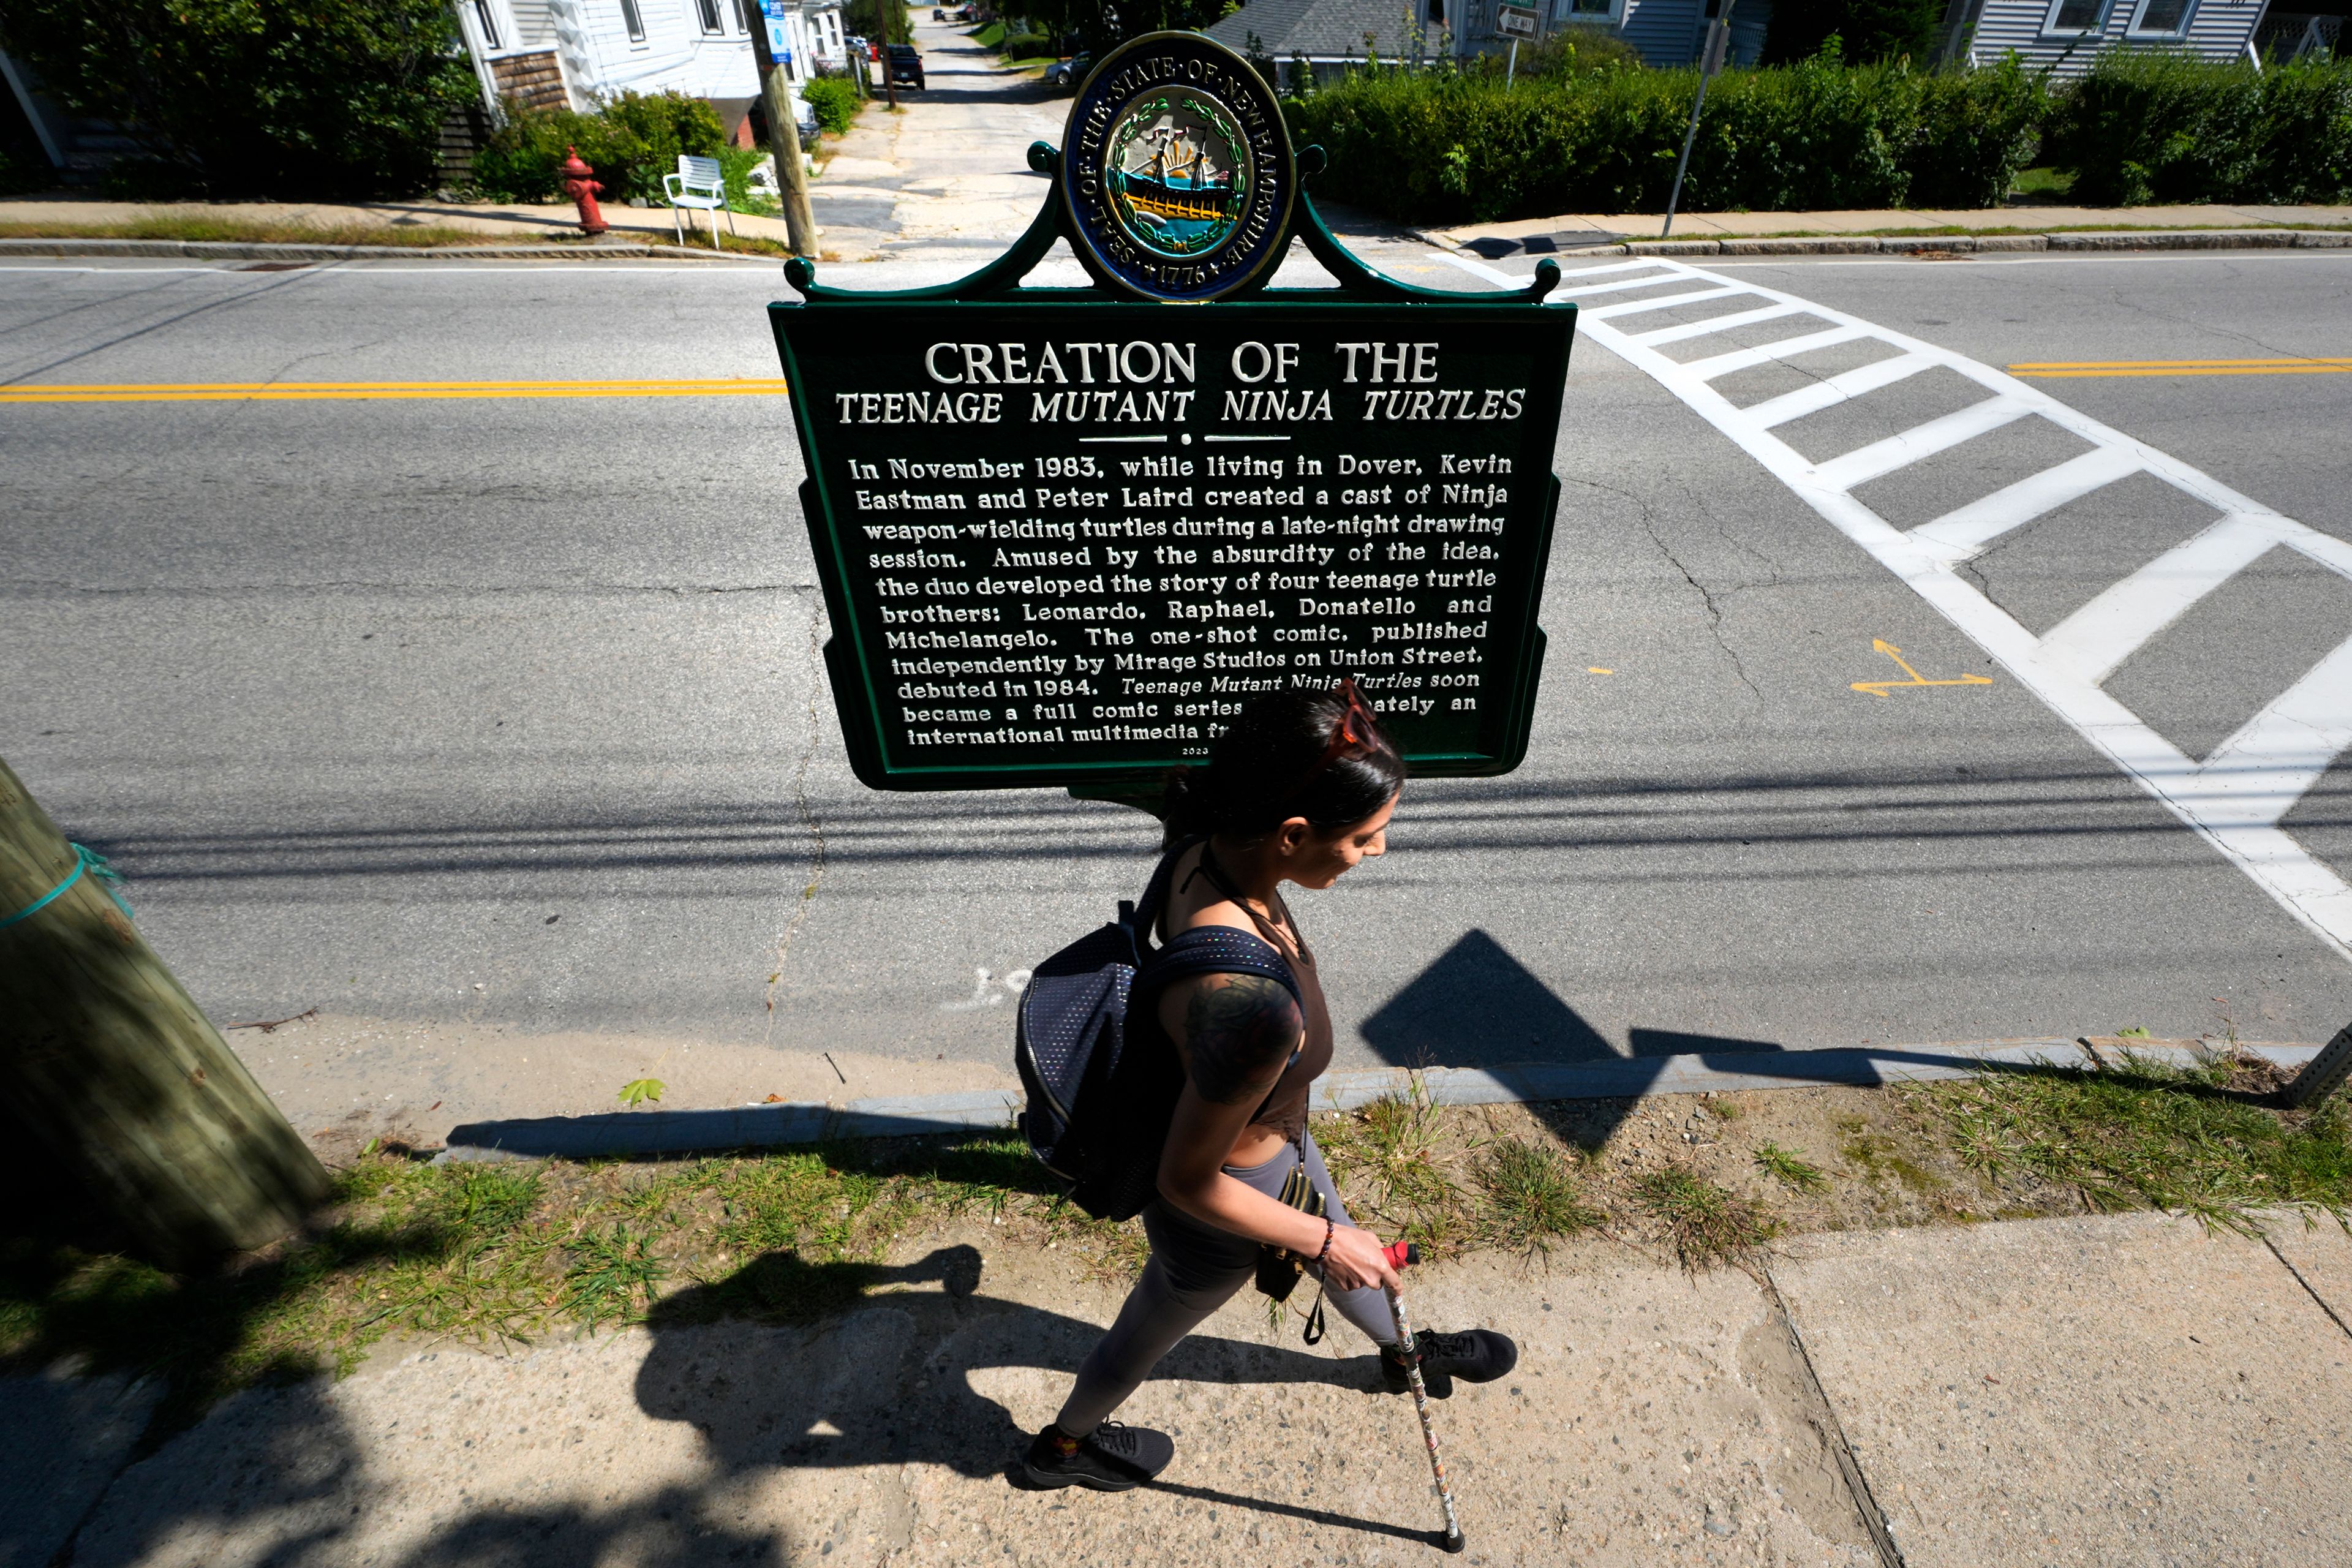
left=1381, top=1329, right=1518, bottom=1398
left=1020, top=1422, right=1174, bottom=1491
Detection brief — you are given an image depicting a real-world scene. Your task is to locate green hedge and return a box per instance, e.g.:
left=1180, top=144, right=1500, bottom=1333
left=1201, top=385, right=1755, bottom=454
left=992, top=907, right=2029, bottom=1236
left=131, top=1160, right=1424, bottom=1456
left=1001, top=31, right=1051, bottom=58
left=1287, top=53, right=2046, bottom=222
left=2046, top=53, right=2352, bottom=206
left=802, top=76, right=861, bottom=137
left=0, top=0, right=474, bottom=200
left=473, top=90, right=725, bottom=205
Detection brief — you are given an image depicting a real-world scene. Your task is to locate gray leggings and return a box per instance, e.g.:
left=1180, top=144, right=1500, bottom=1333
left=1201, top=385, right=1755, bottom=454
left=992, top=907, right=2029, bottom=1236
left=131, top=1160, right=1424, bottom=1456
left=1055, top=1130, right=1397, bottom=1437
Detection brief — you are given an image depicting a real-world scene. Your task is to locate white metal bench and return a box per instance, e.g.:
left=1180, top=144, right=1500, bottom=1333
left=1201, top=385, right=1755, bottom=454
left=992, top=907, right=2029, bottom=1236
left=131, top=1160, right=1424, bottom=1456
left=663, top=154, right=736, bottom=249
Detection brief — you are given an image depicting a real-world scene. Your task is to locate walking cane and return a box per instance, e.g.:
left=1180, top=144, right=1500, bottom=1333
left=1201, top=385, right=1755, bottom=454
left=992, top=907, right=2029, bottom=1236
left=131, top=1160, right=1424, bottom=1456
left=1381, top=1240, right=1466, bottom=1553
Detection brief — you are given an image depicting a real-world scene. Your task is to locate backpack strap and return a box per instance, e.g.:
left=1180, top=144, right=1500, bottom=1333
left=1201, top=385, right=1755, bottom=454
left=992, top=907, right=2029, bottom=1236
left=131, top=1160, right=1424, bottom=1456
left=1131, top=834, right=1205, bottom=947
left=1133, top=925, right=1301, bottom=1008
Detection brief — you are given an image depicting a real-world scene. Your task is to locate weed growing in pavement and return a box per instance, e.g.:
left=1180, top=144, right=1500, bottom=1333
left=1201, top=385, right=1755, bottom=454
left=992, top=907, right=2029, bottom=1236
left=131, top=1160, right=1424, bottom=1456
left=1752, top=1142, right=1830, bottom=1193
left=1632, top=1166, right=1776, bottom=1268
left=1318, top=1077, right=1467, bottom=1222
left=1911, top=1051, right=2352, bottom=1233
left=1476, top=1137, right=1602, bottom=1251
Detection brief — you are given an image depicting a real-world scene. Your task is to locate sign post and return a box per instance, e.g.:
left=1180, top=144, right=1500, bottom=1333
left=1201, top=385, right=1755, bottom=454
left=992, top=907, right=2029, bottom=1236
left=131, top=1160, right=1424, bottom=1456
left=769, top=32, right=1577, bottom=807
left=1498, top=5, right=1540, bottom=87
left=1663, top=0, right=1738, bottom=240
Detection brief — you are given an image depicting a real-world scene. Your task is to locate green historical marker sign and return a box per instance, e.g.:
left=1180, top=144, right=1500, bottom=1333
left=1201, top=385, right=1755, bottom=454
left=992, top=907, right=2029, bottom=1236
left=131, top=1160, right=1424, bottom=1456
left=771, top=33, right=1577, bottom=797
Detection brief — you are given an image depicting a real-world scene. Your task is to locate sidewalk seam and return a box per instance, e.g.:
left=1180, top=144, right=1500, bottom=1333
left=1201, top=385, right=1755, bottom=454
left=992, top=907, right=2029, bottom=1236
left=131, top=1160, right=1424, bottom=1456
left=1760, top=1265, right=1908, bottom=1568
left=2262, top=1231, right=2352, bottom=1343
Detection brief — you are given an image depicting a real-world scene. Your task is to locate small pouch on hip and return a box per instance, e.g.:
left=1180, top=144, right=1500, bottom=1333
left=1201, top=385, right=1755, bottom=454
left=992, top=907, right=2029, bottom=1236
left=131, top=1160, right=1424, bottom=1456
left=1253, top=1157, right=1329, bottom=1302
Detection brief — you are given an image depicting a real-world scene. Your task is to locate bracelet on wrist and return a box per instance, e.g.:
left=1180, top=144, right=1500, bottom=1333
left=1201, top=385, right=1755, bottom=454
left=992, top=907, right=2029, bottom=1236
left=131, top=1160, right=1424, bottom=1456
left=1314, top=1216, right=1335, bottom=1266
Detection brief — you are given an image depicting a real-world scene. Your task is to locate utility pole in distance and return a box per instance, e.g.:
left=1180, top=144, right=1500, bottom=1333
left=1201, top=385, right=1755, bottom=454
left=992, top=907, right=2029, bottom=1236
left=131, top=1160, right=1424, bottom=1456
left=751, top=0, right=819, bottom=258
left=0, top=756, right=326, bottom=1270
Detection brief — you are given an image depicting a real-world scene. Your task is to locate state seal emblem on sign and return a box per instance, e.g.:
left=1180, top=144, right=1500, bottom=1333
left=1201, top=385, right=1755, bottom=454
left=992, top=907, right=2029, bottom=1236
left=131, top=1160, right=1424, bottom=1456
left=1058, top=32, right=1296, bottom=303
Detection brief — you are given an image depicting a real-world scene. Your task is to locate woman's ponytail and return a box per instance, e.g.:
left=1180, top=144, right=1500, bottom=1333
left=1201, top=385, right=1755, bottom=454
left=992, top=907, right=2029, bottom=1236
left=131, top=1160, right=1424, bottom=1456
left=1156, top=683, right=1404, bottom=850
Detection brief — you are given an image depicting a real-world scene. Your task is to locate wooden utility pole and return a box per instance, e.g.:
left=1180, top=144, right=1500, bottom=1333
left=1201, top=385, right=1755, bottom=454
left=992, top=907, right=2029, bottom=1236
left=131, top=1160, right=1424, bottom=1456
left=0, top=756, right=326, bottom=1270
left=748, top=1, right=819, bottom=258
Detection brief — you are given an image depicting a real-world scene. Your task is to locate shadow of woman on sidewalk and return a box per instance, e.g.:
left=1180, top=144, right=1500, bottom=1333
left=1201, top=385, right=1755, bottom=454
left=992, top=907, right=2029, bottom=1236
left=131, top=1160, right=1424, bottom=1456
left=630, top=1242, right=1432, bottom=1546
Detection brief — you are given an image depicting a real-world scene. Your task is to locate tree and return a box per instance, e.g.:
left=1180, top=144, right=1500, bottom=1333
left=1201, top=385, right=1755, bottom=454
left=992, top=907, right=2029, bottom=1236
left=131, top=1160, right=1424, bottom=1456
left=1762, top=0, right=1945, bottom=66
left=1017, top=1, right=1242, bottom=53
left=0, top=0, right=478, bottom=200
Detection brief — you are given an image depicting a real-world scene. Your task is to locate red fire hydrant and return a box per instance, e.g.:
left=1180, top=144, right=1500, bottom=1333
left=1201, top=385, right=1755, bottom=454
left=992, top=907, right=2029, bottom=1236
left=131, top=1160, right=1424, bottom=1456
left=558, top=146, right=609, bottom=237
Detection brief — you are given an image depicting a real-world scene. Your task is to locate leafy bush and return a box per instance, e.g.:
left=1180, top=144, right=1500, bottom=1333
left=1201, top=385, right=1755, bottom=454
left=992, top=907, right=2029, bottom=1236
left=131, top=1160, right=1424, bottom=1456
left=1287, top=51, right=2048, bottom=222
left=473, top=89, right=725, bottom=205
left=0, top=147, right=54, bottom=197
left=1001, top=31, right=1051, bottom=58
left=718, top=145, right=780, bottom=214
left=802, top=75, right=862, bottom=136
left=0, top=0, right=476, bottom=200
left=1907, top=55, right=2049, bottom=208
left=2046, top=51, right=2352, bottom=206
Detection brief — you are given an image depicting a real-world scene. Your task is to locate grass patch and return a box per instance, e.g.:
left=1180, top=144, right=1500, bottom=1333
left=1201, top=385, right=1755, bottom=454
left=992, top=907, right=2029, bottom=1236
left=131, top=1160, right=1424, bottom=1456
left=1753, top=1141, right=1829, bottom=1194
left=0, top=1132, right=1116, bottom=1438
left=1632, top=1166, right=1776, bottom=1268
left=2009, top=164, right=2076, bottom=200
left=1838, top=1117, right=1947, bottom=1194
left=1913, top=1050, right=2352, bottom=1233
left=1476, top=1136, right=1602, bottom=1251
left=0, top=216, right=502, bottom=247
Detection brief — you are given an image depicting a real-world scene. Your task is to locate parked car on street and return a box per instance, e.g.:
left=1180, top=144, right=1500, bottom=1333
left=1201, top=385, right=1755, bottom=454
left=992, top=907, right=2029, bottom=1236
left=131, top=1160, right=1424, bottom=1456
left=887, top=43, right=925, bottom=89
left=1044, top=52, right=1092, bottom=91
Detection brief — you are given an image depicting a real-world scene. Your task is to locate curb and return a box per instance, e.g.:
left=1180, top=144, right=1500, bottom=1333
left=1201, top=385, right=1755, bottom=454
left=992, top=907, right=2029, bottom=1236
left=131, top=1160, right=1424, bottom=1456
left=0, top=237, right=774, bottom=263
left=431, top=1037, right=2320, bottom=1163
left=1439, top=227, right=2352, bottom=260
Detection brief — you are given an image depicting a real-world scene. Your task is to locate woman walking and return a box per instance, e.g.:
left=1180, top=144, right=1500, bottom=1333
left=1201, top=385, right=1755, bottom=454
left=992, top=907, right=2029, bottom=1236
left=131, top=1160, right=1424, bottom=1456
left=1025, top=681, right=1518, bottom=1490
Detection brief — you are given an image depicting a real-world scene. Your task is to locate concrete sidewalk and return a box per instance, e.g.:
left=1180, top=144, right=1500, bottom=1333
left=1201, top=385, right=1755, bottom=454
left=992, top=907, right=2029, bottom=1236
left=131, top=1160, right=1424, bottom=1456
left=1437, top=202, right=2352, bottom=255
left=10, top=1210, right=2349, bottom=1567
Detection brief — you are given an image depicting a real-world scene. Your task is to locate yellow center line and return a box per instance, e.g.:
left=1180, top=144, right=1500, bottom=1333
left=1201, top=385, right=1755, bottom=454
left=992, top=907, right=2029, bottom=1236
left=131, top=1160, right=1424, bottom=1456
left=2007, top=358, right=2352, bottom=379
left=0, top=377, right=793, bottom=404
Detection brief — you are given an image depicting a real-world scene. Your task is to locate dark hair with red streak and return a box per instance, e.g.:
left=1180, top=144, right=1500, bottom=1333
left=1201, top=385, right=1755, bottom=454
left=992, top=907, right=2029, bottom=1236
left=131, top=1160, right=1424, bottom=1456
left=1158, top=680, right=1405, bottom=851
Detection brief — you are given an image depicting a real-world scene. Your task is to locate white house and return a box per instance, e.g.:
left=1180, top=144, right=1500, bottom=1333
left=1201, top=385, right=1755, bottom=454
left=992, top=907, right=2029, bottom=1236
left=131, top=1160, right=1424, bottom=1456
left=453, top=0, right=847, bottom=134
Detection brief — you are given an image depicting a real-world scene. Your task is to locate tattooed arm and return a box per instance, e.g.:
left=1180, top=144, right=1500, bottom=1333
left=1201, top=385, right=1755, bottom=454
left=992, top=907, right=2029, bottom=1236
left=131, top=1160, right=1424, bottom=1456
left=1151, top=972, right=1399, bottom=1293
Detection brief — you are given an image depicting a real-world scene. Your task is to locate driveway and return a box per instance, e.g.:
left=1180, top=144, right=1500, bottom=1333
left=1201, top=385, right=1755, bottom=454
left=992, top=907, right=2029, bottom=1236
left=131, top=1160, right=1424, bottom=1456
left=809, top=13, right=1067, bottom=262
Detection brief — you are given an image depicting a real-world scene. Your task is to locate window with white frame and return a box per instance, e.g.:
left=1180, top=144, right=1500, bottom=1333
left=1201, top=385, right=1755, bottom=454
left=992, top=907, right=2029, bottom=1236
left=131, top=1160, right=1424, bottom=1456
left=471, top=0, right=503, bottom=48
left=2042, top=0, right=2108, bottom=33
left=620, top=0, right=646, bottom=40
left=1555, top=0, right=1624, bottom=20
left=695, top=0, right=726, bottom=35
left=2125, top=0, right=2193, bottom=34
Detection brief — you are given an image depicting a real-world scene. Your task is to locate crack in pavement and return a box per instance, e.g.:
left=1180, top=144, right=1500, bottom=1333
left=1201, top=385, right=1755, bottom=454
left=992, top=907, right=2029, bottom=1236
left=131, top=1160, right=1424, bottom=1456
left=1568, top=470, right=1768, bottom=705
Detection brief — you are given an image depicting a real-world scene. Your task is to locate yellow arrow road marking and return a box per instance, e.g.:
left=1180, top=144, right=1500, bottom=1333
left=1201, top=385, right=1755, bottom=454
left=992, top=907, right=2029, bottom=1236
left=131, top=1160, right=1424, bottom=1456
left=0, top=377, right=792, bottom=404
left=1852, top=638, right=1995, bottom=698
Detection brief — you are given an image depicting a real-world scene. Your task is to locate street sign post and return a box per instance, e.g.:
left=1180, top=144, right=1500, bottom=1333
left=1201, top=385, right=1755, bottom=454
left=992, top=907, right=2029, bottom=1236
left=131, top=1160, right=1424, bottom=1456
left=1497, top=5, right=1540, bottom=85
left=769, top=32, right=1577, bottom=801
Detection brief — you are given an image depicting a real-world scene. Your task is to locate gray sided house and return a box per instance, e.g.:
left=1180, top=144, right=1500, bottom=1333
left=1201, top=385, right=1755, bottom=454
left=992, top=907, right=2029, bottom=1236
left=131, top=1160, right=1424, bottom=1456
left=1941, top=0, right=2339, bottom=70
left=1205, top=0, right=1771, bottom=74
left=1208, top=0, right=2336, bottom=75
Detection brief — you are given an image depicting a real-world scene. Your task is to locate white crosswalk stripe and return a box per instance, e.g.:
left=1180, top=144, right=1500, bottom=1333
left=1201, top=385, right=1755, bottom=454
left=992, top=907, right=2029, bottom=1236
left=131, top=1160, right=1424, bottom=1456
left=1447, top=251, right=2352, bottom=962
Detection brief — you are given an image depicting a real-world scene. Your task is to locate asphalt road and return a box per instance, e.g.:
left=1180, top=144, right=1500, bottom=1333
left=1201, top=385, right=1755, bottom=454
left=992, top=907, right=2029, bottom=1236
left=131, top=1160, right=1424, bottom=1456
left=4, top=246, right=2350, bottom=1123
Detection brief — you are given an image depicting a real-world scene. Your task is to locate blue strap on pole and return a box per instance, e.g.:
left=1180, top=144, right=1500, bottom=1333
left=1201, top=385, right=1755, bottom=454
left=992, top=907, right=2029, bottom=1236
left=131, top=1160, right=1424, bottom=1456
left=0, top=842, right=133, bottom=932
